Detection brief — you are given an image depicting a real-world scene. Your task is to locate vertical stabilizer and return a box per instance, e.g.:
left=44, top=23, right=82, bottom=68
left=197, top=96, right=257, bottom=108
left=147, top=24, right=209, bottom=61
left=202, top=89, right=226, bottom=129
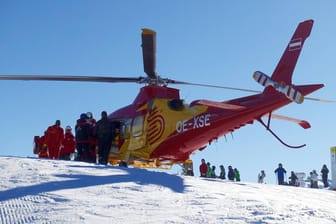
left=271, top=20, right=314, bottom=84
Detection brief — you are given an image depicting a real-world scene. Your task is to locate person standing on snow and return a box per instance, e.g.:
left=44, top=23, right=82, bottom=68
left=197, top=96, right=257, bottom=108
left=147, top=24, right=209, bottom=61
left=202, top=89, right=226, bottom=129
left=211, top=165, right=217, bottom=178
left=94, top=111, right=116, bottom=165
left=206, top=162, right=213, bottom=178
left=234, top=168, right=240, bottom=182
left=289, top=171, right=298, bottom=186
left=45, top=120, right=64, bottom=159
left=86, top=112, right=97, bottom=162
left=219, top=165, right=226, bottom=179
left=59, top=126, right=76, bottom=160
left=321, top=164, right=329, bottom=188
left=75, top=113, right=92, bottom=162
left=274, top=163, right=287, bottom=185
left=310, top=170, right=319, bottom=188
left=199, top=159, right=208, bottom=177
left=228, top=165, right=235, bottom=181
left=258, top=170, right=266, bottom=183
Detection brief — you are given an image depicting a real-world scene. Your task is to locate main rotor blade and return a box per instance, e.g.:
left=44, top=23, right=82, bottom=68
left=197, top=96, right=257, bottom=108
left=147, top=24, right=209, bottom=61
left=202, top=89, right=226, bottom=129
left=304, top=96, right=336, bottom=103
left=171, top=80, right=260, bottom=93
left=1, top=75, right=334, bottom=103
left=170, top=80, right=336, bottom=102
left=0, top=75, right=142, bottom=83
left=142, top=28, right=157, bottom=79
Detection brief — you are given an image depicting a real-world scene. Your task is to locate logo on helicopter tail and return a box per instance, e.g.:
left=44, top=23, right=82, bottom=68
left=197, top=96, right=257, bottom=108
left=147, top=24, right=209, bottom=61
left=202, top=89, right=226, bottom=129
left=288, top=38, right=302, bottom=51
left=147, top=107, right=165, bottom=145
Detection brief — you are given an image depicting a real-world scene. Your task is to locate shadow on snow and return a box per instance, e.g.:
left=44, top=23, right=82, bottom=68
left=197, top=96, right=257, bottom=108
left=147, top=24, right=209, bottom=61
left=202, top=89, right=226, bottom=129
left=0, top=165, right=185, bottom=201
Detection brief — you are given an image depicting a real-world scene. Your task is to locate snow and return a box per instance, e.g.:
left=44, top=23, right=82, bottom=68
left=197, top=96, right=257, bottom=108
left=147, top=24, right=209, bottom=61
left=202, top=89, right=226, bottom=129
left=1, top=156, right=335, bottom=224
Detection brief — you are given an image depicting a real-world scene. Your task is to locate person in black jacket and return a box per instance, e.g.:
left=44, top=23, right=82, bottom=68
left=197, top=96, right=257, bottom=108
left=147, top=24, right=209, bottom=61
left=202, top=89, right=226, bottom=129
left=228, top=165, right=235, bottom=181
left=289, top=171, right=298, bottom=186
left=321, top=164, right=329, bottom=188
left=94, top=111, right=116, bottom=165
left=75, top=113, right=92, bottom=162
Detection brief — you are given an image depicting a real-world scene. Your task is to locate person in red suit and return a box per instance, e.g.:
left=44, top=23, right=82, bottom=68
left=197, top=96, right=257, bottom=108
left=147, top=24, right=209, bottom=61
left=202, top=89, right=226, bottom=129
left=45, top=120, right=64, bottom=159
left=59, top=126, right=76, bottom=160
left=199, top=158, right=208, bottom=177
left=86, top=112, right=97, bottom=163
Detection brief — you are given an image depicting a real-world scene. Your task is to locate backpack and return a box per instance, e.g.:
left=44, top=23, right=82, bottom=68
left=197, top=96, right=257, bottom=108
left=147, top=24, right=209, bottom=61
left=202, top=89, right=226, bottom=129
left=75, top=120, right=90, bottom=141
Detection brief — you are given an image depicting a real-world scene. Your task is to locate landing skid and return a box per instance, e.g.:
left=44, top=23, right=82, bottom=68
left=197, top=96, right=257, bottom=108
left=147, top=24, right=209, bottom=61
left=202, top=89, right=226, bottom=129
left=131, top=160, right=173, bottom=169
left=257, top=113, right=306, bottom=149
left=108, top=158, right=174, bottom=169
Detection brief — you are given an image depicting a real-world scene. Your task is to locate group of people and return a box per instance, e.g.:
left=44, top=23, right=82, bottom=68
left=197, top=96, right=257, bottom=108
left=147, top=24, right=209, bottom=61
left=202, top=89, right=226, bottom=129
left=199, top=158, right=241, bottom=181
left=258, top=163, right=330, bottom=188
left=307, top=164, right=329, bottom=188
left=34, top=111, right=118, bottom=165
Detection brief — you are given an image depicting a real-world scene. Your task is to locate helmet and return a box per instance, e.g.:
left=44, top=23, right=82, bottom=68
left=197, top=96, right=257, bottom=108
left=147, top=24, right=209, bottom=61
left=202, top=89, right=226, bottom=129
left=65, top=125, right=72, bottom=130
left=80, top=113, right=87, bottom=119
left=86, top=112, right=93, bottom=119
left=55, top=120, right=61, bottom=126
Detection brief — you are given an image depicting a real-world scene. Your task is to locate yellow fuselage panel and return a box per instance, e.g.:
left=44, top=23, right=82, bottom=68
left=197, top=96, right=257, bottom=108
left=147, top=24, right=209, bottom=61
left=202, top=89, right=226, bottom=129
left=118, top=98, right=207, bottom=161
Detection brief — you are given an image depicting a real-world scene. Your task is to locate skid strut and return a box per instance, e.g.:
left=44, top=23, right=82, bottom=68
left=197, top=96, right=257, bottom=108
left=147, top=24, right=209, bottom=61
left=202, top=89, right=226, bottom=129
left=257, top=113, right=306, bottom=149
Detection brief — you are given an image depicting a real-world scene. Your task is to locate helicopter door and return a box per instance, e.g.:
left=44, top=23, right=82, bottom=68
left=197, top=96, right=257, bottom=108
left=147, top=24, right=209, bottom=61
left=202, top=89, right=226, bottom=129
left=128, top=115, right=146, bottom=150
left=110, top=120, right=121, bottom=155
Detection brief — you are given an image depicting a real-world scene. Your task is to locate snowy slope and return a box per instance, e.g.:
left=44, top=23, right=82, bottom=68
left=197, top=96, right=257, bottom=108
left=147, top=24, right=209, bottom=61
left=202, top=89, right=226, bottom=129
left=0, top=156, right=335, bottom=224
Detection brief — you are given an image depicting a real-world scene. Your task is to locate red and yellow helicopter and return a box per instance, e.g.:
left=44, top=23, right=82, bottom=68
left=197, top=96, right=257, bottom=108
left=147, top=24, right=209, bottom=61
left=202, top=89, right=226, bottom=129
left=0, top=19, right=330, bottom=169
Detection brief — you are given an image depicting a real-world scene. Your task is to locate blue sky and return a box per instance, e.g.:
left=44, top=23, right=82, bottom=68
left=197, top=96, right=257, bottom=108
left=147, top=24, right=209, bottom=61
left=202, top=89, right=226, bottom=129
left=1, top=1, right=335, bottom=184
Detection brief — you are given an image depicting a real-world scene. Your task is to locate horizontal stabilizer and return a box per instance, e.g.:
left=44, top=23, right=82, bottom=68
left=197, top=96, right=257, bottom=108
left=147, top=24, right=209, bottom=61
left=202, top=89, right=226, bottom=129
left=194, top=100, right=246, bottom=110
left=263, top=113, right=310, bottom=129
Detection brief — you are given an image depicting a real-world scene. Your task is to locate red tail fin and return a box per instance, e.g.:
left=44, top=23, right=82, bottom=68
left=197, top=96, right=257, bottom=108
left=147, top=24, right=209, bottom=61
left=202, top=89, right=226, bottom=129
left=271, top=20, right=314, bottom=84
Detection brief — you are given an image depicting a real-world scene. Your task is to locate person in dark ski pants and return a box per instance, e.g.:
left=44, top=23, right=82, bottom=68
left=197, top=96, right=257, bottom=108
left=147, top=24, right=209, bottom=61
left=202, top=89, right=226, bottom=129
left=321, top=164, right=329, bottom=187
left=94, top=111, right=116, bottom=165
left=274, top=163, right=287, bottom=185
left=321, top=164, right=329, bottom=188
left=219, top=165, right=226, bottom=180
left=75, top=113, right=92, bottom=162
left=289, top=171, right=298, bottom=186
left=228, top=165, right=235, bottom=181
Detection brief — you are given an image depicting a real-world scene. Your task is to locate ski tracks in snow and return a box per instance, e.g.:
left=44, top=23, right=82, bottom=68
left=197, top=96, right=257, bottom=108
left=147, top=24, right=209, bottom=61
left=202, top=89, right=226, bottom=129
left=0, top=194, right=54, bottom=224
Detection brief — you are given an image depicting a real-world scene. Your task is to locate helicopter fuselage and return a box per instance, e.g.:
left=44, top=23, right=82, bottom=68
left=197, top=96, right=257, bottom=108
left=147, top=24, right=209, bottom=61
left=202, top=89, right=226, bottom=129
left=107, top=82, right=322, bottom=167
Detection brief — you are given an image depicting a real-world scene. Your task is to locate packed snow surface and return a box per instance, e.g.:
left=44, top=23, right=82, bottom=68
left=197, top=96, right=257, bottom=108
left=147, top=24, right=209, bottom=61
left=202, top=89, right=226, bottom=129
left=0, top=156, right=335, bottom=224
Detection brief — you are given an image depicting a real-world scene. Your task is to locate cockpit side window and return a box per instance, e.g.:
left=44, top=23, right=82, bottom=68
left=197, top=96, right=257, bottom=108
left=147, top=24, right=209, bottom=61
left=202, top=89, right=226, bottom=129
left=168, top=99, right=184, bottom=111
left=132, top=115, right=144, bottom=137
left=121, top=119, right=131, bottom=139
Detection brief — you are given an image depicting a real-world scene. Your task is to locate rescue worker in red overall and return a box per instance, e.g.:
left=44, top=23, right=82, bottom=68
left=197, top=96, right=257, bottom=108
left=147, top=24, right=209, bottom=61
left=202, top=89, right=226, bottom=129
left=38, top=133, right=49, bottom=159
left=45, top=120, right=64, bottom=159
left=199, top=158, right=208, bottom=177
left=86, top=112, right=97, bottom=163
left=59, top=125, right=76, bottom=160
